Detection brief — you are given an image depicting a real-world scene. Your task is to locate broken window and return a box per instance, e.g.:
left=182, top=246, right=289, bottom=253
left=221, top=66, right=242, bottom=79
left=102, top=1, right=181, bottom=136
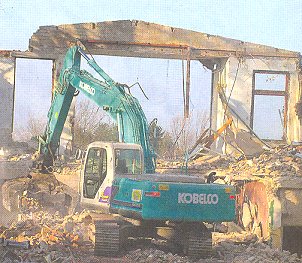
left=251, top=72, right=288, bottom=140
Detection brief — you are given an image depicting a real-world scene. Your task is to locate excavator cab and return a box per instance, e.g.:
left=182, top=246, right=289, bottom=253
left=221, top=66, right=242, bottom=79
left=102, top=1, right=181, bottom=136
left=79, top=141, right=144, bottom=211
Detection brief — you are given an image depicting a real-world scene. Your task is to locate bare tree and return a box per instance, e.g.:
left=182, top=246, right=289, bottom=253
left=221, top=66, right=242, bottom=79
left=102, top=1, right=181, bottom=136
left=13, top=113, right=47, bottom=142
left=75, top=99, right=106, bottom=135
left=27, top=113, right=47, bottom=138
left=192, top=109, right=210, bottom=140
left=74, top=99, right=118, bottom=150
left=168, top=110, right=209, bottom=159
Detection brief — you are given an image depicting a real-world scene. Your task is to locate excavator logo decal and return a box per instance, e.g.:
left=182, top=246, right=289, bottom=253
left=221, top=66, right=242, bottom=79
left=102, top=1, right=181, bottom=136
left=178, top=193, right=219, bottom=205
left=79, top=81, right=95, bottom=96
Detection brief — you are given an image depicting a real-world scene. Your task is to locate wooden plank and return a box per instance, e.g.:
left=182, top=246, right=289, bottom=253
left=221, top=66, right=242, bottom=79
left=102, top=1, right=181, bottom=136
left=28, top=39, right=300, bottom=60
left=254, top=90, right=286, bottom=96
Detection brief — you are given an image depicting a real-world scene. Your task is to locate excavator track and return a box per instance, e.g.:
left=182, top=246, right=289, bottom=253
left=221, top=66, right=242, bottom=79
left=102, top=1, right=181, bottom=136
left=185, top=230, right=212, bottom=258
left=94, top=219, right=131, bottom=257
left=94, top=221, right=121, bottom=257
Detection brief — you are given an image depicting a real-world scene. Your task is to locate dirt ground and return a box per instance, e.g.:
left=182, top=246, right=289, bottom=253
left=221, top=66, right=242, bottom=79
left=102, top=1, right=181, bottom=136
left=1, top=145, right=302, bottom=262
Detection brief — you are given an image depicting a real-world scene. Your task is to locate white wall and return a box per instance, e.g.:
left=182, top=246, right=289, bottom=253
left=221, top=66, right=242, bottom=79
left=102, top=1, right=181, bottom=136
left=0, top=56, right=14, bottom=145
left=211, top=56, right=301, bottom=152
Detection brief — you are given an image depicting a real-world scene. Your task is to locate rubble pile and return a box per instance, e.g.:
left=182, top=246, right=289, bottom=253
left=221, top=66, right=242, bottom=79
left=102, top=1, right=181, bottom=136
left=157, top=155, right=231, bottom=176
left=0, top=141, right=35, bottom=158
left=125, top=233, right=302, bottom=263
left=215, top=240, right=301, bottom=263
left=157, top=144, right=302, bottom=181
left=225, top=145, right=302, bottom=180
left=1, top=171, right=79, bottom=217
left=1, top=210, right=94, bottom=244
left=1, top=144, right=302, bottom=262
left=126, top=248, right=191, bottom=263
left=213, top=231, right=301, bottom=263
left=0, top=210, right=96, bottom=262
left=0, top=152, right=32, bottom=181
left=58, top=161, right=81, bottom=175
left=0, top=209, right=300, bottom=262
left=53, top=161, right=82, bottom=191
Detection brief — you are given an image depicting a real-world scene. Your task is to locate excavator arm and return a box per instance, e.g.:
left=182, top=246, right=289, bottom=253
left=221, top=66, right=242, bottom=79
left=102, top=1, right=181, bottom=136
left=39, top=45, right=155, bottom=173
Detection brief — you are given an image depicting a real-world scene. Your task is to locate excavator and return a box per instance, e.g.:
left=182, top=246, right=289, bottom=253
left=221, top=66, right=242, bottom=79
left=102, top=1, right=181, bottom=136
left=36, top=44, right=236, bottom=257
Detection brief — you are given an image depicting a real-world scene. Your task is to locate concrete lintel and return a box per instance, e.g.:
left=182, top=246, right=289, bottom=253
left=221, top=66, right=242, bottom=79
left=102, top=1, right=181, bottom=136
left=11, top=51, right=56, bottom=60
left=27, top=20, right=300, bottom=60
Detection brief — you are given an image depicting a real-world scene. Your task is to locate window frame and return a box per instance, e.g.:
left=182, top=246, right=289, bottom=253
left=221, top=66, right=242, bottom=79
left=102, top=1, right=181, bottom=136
left=251, top=70, right=289, bottom=141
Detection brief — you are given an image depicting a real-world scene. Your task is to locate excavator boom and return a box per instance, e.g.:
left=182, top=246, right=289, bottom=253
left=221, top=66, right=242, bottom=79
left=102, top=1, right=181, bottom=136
left=39, top=46, right=155, bottom=173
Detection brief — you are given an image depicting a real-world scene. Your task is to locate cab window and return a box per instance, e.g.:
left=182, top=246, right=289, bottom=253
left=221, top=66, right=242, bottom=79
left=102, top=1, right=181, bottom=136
left=115, top=149, right=142, bottom=175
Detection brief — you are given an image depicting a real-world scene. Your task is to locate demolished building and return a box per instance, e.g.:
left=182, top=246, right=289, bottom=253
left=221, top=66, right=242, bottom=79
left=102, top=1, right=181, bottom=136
left=1, top=20, right=302, bottom=255
left=1, top=20, right=301, bottom=151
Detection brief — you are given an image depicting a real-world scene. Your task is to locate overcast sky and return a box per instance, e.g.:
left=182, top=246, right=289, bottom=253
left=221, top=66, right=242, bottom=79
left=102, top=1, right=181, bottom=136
left=1, top=0, right=302, bottom=134
left=1, top=1, right=302, bottom=52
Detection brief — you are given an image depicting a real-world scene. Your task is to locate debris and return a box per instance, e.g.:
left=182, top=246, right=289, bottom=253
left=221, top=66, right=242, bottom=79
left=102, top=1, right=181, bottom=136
left=2, top=172, right=78, bottom=215
left=0, top=204, right=300, bottom=262
left=3, top=239, right=30, bottom=249
left=242, top=203, right=252, bottom=229
left=1, top=140, right=302, bottom=262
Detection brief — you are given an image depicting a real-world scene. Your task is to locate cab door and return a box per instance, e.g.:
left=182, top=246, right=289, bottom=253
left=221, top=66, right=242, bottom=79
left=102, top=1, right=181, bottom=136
left=81, top=147, right=111, bottom=210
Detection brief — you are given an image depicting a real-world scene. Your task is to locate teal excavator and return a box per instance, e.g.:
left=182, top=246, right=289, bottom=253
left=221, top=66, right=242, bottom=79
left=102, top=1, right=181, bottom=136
left=37, top=44, right=236, bottom=258
left=38, top=44, right=155, bottom=173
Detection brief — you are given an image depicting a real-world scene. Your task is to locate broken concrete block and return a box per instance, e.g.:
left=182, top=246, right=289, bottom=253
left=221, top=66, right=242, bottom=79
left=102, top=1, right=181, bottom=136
left=62, top=219, right=74, bottom=233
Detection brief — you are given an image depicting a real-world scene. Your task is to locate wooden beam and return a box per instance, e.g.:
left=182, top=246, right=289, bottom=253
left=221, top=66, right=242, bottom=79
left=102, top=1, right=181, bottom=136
left=185, top=48, right=191, bottom=118
left=254, top=90, right=286, bottom=96
left=25, top=42, right=300, bottom=61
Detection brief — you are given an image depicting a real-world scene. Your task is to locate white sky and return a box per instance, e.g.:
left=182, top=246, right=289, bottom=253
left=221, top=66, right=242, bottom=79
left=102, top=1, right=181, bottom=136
left=1, top=0, right=302, bottom=133
left=1, top=1, right=302, bottom=52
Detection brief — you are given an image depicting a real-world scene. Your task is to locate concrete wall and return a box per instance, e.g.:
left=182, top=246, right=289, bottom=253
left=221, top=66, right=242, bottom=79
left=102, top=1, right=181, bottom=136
left=270, top=187, right=302, bottom=250
left=212, top=56, right=301, bottom=152
left=0, top=55, right=14, bottom=145
left=279, top=188, right=302, bottom=226
left=7, top=21, right=302, bottom=152
left=211, top=60, right=228, bottom=153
